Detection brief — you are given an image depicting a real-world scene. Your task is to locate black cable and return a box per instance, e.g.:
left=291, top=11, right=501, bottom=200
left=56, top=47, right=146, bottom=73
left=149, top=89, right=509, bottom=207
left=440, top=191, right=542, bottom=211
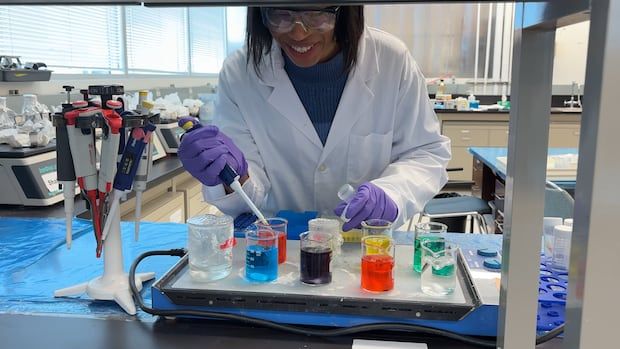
left=129, top=249, right=562, bottom=348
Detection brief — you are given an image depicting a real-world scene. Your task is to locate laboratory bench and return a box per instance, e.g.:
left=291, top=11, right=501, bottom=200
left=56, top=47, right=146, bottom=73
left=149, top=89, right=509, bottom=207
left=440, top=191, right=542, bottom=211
left=0, top=216, right=564, bottom=349
left=0, top=154, right=219, bottom=222
left=437, top=111, right=581, bottom=182
left=468, top=147, right=577, bottom=234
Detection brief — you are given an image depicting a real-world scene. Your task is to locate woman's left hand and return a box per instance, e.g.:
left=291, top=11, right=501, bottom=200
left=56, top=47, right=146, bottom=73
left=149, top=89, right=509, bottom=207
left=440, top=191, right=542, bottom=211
left=334, top=182, right=398, bottom=231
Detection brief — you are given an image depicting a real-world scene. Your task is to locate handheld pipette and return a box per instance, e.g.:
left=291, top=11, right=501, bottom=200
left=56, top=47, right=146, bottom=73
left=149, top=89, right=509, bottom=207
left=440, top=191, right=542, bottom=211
left=101, top=122, right=157, bottom=241
left=178, top=118, right=268, bottom=225
left=133, top=91, right=152, bottom=241
left=54, top=85, right=77, bottom=249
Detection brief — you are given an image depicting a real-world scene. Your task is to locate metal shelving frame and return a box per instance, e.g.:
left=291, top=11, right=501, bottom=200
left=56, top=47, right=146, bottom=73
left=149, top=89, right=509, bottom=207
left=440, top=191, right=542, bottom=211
left=1, top=0, right=618, bottom=348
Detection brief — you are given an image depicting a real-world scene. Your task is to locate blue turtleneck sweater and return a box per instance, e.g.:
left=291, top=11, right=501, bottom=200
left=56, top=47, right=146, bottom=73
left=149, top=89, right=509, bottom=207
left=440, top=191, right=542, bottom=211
left=284, top=52, right=349, bottom=146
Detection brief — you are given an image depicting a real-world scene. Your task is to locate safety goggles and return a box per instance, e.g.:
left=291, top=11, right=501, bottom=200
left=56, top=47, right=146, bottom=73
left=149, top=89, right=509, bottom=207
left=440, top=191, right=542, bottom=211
left=261, top=7, right=340, bottom=33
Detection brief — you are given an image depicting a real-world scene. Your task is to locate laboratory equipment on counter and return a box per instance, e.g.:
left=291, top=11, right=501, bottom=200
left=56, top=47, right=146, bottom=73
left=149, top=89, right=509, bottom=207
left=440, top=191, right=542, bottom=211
left=420, top=239, right=457, bottom=296
left=245, top=228, right=279, bottom=282
left=178, top=117, right=269, bottom=225
left=0, top=142, right=80, bottom=206
left=54, top=84, right=158, bottom=315
left=154, top=120, right=184, bottom=154
left=299, top=231, right=333, bottom=285
left=151, top=233, right=499, bottom=336
left=187, top=214, right=235, bottom=282
left=413, top=222, right=447, bottom=273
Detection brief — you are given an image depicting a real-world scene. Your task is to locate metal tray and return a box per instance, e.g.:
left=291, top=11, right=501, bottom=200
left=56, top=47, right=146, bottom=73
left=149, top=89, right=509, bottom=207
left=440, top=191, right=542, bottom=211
left=1, top=69, right=52, bottom=82
left=154, top=240, right=481, bottom=322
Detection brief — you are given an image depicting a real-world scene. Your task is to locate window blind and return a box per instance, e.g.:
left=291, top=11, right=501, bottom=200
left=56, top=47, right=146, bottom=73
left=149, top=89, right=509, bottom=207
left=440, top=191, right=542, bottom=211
left=0, top=5, right=123, bottom=74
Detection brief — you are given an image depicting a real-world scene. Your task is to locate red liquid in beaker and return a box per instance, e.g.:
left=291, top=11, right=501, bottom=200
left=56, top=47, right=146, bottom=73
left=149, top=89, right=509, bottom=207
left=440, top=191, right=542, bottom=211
left=361, top=254, right=394, bottom=292
left=277, top=231, right=286, bottom=264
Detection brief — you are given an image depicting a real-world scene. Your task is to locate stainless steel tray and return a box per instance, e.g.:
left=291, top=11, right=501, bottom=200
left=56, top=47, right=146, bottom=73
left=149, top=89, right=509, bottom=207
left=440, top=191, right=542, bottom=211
left=154, top=239, right=480, bottom=321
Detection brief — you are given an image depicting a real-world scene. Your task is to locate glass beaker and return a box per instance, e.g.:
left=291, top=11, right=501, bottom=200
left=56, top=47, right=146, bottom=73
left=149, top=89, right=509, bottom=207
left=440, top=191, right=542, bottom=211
left=308, top=218, right=343, bottom=261
left=420, top=239, right=457, bottom=296
left=413, top=222, right=448, bottom=273
left=186, top=214, right=235, bottom=282
left=255, top=218, right=287, bottom=264
left=361, top=236, right=395, bottom=292
left=245, top=228, right=279, bottom=282
left=299, top=231, right=333, bottom=285
left=361, top=219, right=393, bottom=239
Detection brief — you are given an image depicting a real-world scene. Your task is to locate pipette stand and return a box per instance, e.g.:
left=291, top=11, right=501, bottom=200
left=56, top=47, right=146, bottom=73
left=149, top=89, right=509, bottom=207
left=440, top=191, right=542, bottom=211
left=54, top=206, right=155, bottom=315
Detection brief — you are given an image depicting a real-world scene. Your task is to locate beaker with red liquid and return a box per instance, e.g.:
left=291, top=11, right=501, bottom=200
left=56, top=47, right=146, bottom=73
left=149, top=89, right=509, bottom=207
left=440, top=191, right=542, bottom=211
left=256, top=218, right=287, bottom=264
left=361, top=236, right=395, bottom=292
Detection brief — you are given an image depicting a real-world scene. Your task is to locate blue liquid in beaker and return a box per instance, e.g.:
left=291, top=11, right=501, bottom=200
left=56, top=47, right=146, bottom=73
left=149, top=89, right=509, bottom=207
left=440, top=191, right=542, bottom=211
left=245, top=244, right=278, bottom=282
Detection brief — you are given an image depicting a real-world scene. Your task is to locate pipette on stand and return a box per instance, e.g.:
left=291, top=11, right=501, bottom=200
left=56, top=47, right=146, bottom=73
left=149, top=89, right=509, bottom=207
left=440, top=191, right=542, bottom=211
left=133, top=141, right=152, bottom=241
left=133, top=90, right=152, bottom=241
left=54, top=85, right=77, bottom=249
left=178, top=118, right=268, bottom=225
left=101, top=122, right=157, bottom=241
left=97, top=101, right=123, bottom=249
left=65, top=103, right=103, bottom=256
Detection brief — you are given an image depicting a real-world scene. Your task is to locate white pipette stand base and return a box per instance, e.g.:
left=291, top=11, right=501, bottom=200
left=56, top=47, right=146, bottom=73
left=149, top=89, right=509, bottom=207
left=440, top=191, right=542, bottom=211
left=54, top=202, right=154, bottom=315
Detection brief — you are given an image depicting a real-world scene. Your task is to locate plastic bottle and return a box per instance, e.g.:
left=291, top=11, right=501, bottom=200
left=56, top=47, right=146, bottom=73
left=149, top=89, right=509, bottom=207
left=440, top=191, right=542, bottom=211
left=21, top=94, right=42, bottom=125
left=551, top=225, right=572, bottom=272
left=337, top=184, right=356, bottom=222
left=0, top=96, right=17, bottom=129
left=437, top=79, right=447, bottom=95
left=468, top=91, right=479, bottom=109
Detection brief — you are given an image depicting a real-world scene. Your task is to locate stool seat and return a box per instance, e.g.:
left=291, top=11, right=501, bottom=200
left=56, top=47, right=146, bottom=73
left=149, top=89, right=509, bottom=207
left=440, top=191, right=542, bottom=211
left=424, top=196, right=492, bottom=216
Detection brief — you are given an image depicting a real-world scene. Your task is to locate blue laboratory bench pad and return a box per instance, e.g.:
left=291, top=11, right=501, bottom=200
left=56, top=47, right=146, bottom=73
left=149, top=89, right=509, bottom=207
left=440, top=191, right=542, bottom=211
left=0, top=217, right=187, bottom=320
left=0, top=215, right=565, bottom=334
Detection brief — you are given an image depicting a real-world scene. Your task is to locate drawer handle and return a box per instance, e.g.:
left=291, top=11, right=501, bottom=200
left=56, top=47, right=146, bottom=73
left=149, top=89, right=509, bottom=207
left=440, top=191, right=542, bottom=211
left=460, top=130, right=471, bottom=134
left=461, top=136, right=472, bottom=141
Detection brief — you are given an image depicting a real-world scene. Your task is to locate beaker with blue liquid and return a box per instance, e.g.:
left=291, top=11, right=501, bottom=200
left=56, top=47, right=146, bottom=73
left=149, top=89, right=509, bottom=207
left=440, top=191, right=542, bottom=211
left=245, top=227, right=278, bottom=282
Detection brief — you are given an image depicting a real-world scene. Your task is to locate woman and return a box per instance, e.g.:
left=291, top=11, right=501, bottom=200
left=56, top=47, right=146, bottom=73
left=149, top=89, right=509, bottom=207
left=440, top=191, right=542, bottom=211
left=179, top=6, right=451, bottom=231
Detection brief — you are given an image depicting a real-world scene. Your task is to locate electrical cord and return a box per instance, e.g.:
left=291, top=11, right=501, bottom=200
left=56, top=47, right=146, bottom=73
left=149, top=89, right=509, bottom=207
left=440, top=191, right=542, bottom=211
left=129, top=249, right=563, bottom=348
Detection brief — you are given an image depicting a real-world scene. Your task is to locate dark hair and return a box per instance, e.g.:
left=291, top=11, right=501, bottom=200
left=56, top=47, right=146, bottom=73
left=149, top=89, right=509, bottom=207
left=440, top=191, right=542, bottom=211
left=245, top=6, right=365, bottom=76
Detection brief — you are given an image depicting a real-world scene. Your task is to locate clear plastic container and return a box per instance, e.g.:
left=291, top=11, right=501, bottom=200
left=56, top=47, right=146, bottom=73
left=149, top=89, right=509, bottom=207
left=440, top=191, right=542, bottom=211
left=0, top=96, right=16, bottom=129
left=543, top=217, right=563, bottom=262
left=308, top=218, right=342, bottom=261
left=20, top=94, right=42, bottom=126
left=186, top=214, right=234, bottom=282
left=337, top=183, right=356, bottom=222
left=552, top=225, right=572, bottom=272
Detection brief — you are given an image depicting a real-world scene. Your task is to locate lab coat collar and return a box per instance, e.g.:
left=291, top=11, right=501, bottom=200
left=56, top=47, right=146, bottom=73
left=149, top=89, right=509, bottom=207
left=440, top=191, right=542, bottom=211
left=257, top=27, right=380, bottom=155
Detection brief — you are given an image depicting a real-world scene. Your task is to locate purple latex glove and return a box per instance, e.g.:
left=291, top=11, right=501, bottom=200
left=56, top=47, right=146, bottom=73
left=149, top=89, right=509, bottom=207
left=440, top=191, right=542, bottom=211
left=178, top=124, right=248, bottom=186
left=334, top=182, right=398, bottom=231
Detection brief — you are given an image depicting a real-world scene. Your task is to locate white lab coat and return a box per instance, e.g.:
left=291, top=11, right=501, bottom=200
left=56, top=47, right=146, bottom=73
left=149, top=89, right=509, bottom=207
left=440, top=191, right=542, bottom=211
left=203, top=27, right=451, bottom=228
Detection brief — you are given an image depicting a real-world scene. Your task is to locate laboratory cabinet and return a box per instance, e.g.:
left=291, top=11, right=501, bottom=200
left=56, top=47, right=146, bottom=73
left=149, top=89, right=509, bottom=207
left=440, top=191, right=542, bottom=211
left=439, top=112, right=581, bottom=181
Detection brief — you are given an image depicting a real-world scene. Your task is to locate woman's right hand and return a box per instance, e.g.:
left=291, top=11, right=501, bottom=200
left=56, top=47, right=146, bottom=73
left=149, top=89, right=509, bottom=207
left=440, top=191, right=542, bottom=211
left=178, top=124, right=248, bottom=187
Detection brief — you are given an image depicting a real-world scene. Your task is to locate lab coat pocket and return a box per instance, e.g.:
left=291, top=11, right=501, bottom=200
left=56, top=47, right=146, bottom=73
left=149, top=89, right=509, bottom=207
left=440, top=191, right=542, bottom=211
left=347, top=131, right=394, bottom=184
